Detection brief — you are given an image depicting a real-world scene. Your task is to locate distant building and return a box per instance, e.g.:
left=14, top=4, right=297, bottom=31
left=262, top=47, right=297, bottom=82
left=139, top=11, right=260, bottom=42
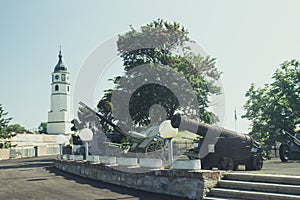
left=47, top=48, right=73, bottom=135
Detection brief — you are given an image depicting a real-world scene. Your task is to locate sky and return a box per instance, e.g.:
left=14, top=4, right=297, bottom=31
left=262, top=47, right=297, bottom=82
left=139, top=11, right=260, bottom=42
left=1, top=0, right=300, bottom=133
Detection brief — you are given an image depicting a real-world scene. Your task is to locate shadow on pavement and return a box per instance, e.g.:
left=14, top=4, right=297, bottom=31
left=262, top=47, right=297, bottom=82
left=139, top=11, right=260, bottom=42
left=0, top=156, right=55, bottom=170
left=23, top=158, right=56, bottom=163
left=0, top=162, right=52, bottom=170
left=0, top=160, right=53, bottom=170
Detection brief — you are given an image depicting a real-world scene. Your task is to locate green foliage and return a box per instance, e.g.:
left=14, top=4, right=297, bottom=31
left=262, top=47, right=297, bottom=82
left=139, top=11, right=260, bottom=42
left=38, top=122, right=47, bottom=134
left=96, top=19, right=222, bottom=130
left=96, top=99, right=114, bottom=132
left=243, top=60, right=300, bottom=148
left=0, top=104, right=13, bottom=148
left=6, top=123, right=26, bottom=133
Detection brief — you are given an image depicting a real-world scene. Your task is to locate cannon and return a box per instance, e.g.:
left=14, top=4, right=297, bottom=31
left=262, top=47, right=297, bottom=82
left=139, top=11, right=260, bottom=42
left=171, top=114, right=263, bottom=170
left=72, top=102, right=165, bottom=155
left=279, top=129, right=300, bottom=162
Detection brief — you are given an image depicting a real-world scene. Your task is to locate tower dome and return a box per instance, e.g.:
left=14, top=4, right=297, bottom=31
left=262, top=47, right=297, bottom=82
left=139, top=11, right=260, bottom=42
left=53, top=48, right=67, bottom=72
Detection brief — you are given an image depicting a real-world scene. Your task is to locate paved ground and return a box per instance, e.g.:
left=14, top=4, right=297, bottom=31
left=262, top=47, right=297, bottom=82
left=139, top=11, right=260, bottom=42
left=233, top=157, right=300, bottom=176
left=0, top=157, right=186, bottom=200
left=1, top=156, right=298, bottom=200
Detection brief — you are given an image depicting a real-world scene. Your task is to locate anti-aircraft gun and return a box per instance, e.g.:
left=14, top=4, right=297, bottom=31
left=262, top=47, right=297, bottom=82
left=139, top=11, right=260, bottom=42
left=171, top=114, right=263, bottom=170
left=279, top=129, right=300, bottom=162
left=73, top=102, right=165, bottom=154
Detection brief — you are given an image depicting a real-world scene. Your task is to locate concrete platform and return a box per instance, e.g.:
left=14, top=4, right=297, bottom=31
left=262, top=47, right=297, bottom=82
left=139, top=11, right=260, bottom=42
left=54, top=159, right=222, bottom=199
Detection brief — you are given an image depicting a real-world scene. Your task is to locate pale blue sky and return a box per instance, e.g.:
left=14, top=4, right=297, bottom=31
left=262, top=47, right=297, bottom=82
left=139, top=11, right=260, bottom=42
left=1, top=0, right=300, bottom=132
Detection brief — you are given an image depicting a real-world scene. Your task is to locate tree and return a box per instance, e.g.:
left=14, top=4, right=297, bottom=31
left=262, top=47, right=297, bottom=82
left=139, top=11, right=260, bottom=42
left=243, top=60, right=300, bottom=148
left=6, top=123, right=26, bottom=133
left=0, top=104, right=13, bottom=148
left=95, top=19, right=222, bottom=130
left=38, top=122, right=47, bottom=134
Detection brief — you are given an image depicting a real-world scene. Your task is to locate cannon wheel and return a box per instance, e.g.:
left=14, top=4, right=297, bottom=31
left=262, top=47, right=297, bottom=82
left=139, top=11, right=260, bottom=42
left=144, top=140, right=165, bottom=159
left=246, top=155, right=263, bottom=170
left=145, top=140, right=163, bottom=153
left=252, top=155, right=263, bottom=170
left=279, top=143, right=289, bottom=162
left=220, top=157, right=235, bottom=170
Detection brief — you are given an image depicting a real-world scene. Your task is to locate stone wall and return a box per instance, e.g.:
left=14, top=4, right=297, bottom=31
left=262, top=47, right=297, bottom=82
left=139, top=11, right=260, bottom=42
left=0, top=149, right=10, bottom=160
left=54, top=160, right=222, bottom=199
left=0, top=134, right=65, bottom=159
left=10, top=134, right=68, bottom=147
left=9, top=145, right=60, bottom=159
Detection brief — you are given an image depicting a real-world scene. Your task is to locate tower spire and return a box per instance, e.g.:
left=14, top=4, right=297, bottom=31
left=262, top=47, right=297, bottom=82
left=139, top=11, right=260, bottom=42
left=54, top=45, right=67, bottom=72
left=59, top=45, right=62, bottom=59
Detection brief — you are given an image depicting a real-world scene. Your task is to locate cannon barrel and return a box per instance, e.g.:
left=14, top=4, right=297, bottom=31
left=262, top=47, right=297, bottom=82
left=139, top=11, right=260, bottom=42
left=78, top=102, right=147, bottom=143
left=283, top=130, right=300, bottom=147
left=171, top=114, right=241, bottom=138
left=79, top=102, right=127, bottom=136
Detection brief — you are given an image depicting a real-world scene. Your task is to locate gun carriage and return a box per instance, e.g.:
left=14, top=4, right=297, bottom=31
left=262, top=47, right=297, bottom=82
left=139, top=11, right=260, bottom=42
left=72, top=102, right=165, bottom=155
left=279, top=129, right=300, bottom=162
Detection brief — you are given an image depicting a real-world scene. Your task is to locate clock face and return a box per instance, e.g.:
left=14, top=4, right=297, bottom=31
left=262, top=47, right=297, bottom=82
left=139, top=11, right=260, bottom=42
left=55, top=75, right=59, bottom=80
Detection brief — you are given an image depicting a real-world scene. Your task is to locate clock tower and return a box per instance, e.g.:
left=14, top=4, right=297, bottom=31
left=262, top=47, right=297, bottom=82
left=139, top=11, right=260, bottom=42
left=47, top=48, right=72, bottom=135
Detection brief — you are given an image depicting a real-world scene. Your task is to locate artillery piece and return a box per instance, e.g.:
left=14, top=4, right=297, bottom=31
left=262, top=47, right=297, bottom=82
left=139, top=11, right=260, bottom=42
left=72, top=102, right=165, bottom=155
left=279, top=129, right=300, bottom=162
left=171, top=114, right=263, bottom=170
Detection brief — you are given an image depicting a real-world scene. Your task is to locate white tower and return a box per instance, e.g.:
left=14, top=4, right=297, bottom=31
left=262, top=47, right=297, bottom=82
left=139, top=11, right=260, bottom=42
left=47, top=48, right=72, bottom=135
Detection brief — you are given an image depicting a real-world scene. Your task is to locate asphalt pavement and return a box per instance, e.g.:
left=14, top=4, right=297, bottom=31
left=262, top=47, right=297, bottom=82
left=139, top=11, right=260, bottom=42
left=0, top=156, right=186, bottom=200
left=233, top=157, right=300, bottom=176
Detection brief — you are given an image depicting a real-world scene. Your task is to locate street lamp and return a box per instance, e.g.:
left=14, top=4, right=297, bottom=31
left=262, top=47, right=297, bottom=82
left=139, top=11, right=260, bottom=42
left=56, top=134, right=67, bottom=159
left=159, top=120, right=178, bottom=162
left=78, top=128, right=93, bottom=160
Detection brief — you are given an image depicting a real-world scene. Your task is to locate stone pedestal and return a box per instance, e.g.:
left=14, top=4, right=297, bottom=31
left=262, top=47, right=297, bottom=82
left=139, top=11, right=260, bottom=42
left=86, top=155, right=100, bottom=163
left=100, top=156, right=117, bottom=165
left=117, top=158, right=138, bottom=166
left=171, top=159, right=201, bottom=170
left=139, top=158, right=163, bottom=169
left=68, top=155, right=75, bottom=160
left=74, top=155, right=84, bottom=161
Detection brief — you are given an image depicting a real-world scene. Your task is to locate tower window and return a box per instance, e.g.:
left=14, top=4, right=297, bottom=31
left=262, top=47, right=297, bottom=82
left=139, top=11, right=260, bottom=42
left=62, top=74, right=65, bottom=81
left=55, top=85, right=59, bottom=91
left=67, top=86, right=70, bottom=92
